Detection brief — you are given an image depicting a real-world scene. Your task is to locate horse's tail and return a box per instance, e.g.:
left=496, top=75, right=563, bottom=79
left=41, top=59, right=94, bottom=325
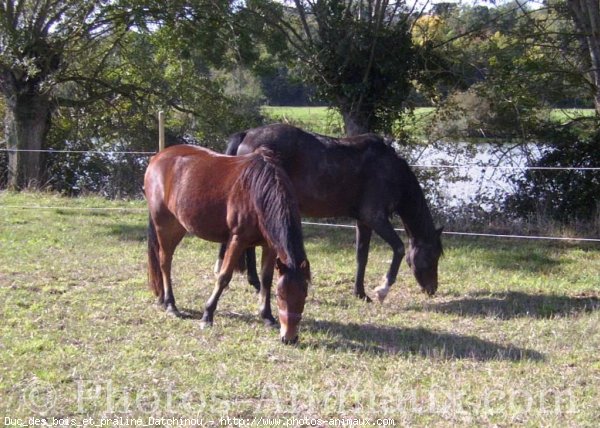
left=147, top=214, right=163, bottom=298
left=225, top=131, right=247, bottom=155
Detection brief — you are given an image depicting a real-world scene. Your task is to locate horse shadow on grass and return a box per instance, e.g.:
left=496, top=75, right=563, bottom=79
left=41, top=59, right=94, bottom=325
left=102, top=224, right=148, bottom=242
left=180, top=308, right=544, bottom=362
left=418, top=291, right=599, bottom=319
left=300, top=319, right=544, bottom=361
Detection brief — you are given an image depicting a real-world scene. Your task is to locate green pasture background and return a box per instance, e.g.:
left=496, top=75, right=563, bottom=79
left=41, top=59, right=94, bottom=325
left=0, top=192, right=598, bottom=425
left=261, top=106, right=596, bottom=138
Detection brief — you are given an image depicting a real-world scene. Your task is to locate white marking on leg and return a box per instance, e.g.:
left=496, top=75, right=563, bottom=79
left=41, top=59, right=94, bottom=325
left=214, top=258, right=222, bottom=276
left=373, top=277, right=391, bottom=303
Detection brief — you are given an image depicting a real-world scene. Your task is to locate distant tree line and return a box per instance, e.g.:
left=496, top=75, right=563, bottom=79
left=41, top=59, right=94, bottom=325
left=1, top=0, right=598, bottom=222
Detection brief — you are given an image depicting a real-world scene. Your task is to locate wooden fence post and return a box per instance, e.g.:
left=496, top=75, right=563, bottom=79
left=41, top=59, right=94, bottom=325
left=158, top=111, right=165, bottom=152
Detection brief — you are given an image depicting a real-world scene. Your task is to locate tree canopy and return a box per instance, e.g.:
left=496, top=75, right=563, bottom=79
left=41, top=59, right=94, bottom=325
left=0, top=0, right=269, bottom=189
left=1, top=0, right=599, bottom=207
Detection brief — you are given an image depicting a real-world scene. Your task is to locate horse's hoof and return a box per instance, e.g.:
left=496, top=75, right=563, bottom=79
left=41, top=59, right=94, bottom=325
left=373, top=285, right=390, bottom=303
left=200, top=319, right=213, bottom=329
left=355, top=293, right=372, bottom=303
left=165, top=305, right=182, bottom=317
left=262, top=316, right=278, bottom=328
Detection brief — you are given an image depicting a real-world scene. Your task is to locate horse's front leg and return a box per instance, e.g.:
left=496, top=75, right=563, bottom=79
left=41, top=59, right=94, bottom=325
left=201, top=236, right=245, bottom=329
left=368, top=218, right=405, bottom=303
left=245, top=247, right=261, bottom=293
left=258, top=246, right=277, bottom=327
left=354, top=221, right=373, bottom=302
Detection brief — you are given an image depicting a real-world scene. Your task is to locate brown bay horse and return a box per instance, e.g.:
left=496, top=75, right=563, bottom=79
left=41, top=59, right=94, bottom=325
left=218, top=123, right=442, bottom=302
left=145, top=144, right=311, bottom=344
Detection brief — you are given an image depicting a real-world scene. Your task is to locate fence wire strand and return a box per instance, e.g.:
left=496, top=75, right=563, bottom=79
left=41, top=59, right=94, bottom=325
left=0, top=148, right=155, bottom=155
left=1, top=148, right=599, bottom=170
left=1, top=205, right=598, bottom=242
left=1, top=146, right=598, bottom=242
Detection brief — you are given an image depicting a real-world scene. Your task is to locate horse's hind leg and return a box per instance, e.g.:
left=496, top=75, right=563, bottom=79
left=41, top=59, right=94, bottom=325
left=155, top=217, right=186, bottom=316
left=245, top=248, right=261, bottom=292
left=215, top=245, right=260, bottom=293
left=201, top=236, right=245, bottom=328
left=214, top=243, right=226, bottom=275
left=354, top=222, right=373, bottom=302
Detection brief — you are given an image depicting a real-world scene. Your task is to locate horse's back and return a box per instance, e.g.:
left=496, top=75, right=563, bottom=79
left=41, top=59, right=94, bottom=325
left=146, top=145, right=233, bottom=199
left=236, top=123, right=324, bottom=157
left=145, top=145, right=247, bottom=242
left=231, top=124, right=401, bottom=217
left=226, top=132, right=247, bottom=155
left=240, top=123, right=385, bottom=149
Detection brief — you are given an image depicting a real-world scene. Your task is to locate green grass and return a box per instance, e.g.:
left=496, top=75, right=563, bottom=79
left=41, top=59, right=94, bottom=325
left=261, top=106, right=345, bottom=136
left=262, top=106, right=595, bottom=138
left=1, top=192, right=599, bottom=425
left=261, top=106, right=436, bottom=137
left=549, top=108, right=596, bottom=124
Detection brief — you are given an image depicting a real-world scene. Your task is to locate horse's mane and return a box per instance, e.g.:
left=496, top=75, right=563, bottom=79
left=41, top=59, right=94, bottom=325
left=396, top=155, right=443, bottom=253
left=311, top=131, right=385, bottom=151
left=238, top=148, right=307, bottom=269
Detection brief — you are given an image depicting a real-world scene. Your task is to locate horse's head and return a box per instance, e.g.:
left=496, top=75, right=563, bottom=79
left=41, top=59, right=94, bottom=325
left=275, top=258, right=311, bottom=345
left=406, top=227, right=443, bottom=296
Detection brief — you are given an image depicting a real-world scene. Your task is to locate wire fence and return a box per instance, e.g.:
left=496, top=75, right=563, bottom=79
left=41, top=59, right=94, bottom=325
left=1, top=147, right=599, bottom=243
left=0, top=148, right=155, bottom=155
left=1, top=147, right=599, bottom=171
left=0, top=205, right=598, bottom=243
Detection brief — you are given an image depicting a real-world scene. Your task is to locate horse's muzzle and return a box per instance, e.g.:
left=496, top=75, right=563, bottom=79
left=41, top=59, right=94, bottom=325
left=281, top=335, right=299, bottom=345
left=416, top=271, right=438, bottom=297
left=425, top=287, right=437, bottom=297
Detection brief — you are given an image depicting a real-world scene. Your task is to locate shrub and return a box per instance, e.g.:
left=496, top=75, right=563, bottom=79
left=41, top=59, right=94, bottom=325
left=506, top=124, right=600, bottom=223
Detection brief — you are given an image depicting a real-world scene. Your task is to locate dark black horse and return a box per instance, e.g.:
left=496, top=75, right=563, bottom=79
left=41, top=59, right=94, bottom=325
left=217, top=123, right=442, bottom=302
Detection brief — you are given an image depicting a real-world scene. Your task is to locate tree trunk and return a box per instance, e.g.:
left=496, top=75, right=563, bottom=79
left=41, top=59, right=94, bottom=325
left=593, top=89, right=600, bottom=116
left=566, top=0, right=600, bottom=116
left=5, top=94, right=52, bottom=189
left=341, top=109, right=371, bottom=136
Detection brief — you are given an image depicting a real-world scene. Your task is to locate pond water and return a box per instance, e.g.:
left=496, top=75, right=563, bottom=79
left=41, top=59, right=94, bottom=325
left=396, top=141, right=545, bottom=209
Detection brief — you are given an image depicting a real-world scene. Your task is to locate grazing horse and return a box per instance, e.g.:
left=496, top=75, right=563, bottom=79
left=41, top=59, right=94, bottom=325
left=145, top=144, right=311, bottom=344
left=217, top=123, right=442, bottom=302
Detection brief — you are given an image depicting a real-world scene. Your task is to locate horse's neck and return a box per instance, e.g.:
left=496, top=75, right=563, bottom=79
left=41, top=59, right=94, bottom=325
left=399, top=184, right=436, bottom=243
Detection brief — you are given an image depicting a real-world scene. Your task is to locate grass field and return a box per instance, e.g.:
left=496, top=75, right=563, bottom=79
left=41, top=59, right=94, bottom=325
left=262, top=106, right=594, bottom=137
left=261, top=106, right=345, bottom=136
left=1, top=192, right=599, bottom=426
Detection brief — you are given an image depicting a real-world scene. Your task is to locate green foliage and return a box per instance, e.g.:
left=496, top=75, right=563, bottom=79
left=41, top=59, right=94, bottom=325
left=422, top=1, right=592, bottom=130
left=259, top=67, right=318, bottom=106
left=309, top=1, right=416, bottom=132
left=247, top=0, right=420, bottom=134
left=44, top=26, right=265, bottom=197
left=507, top=123, right=600, bottom=222
left=1, top=1, right=273, bottom=192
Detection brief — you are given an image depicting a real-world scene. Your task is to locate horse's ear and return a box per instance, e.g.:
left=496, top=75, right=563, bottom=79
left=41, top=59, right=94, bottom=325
left=300, top=259, right=312, bottom=283
left=275, top=257, right=288, bottom=275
